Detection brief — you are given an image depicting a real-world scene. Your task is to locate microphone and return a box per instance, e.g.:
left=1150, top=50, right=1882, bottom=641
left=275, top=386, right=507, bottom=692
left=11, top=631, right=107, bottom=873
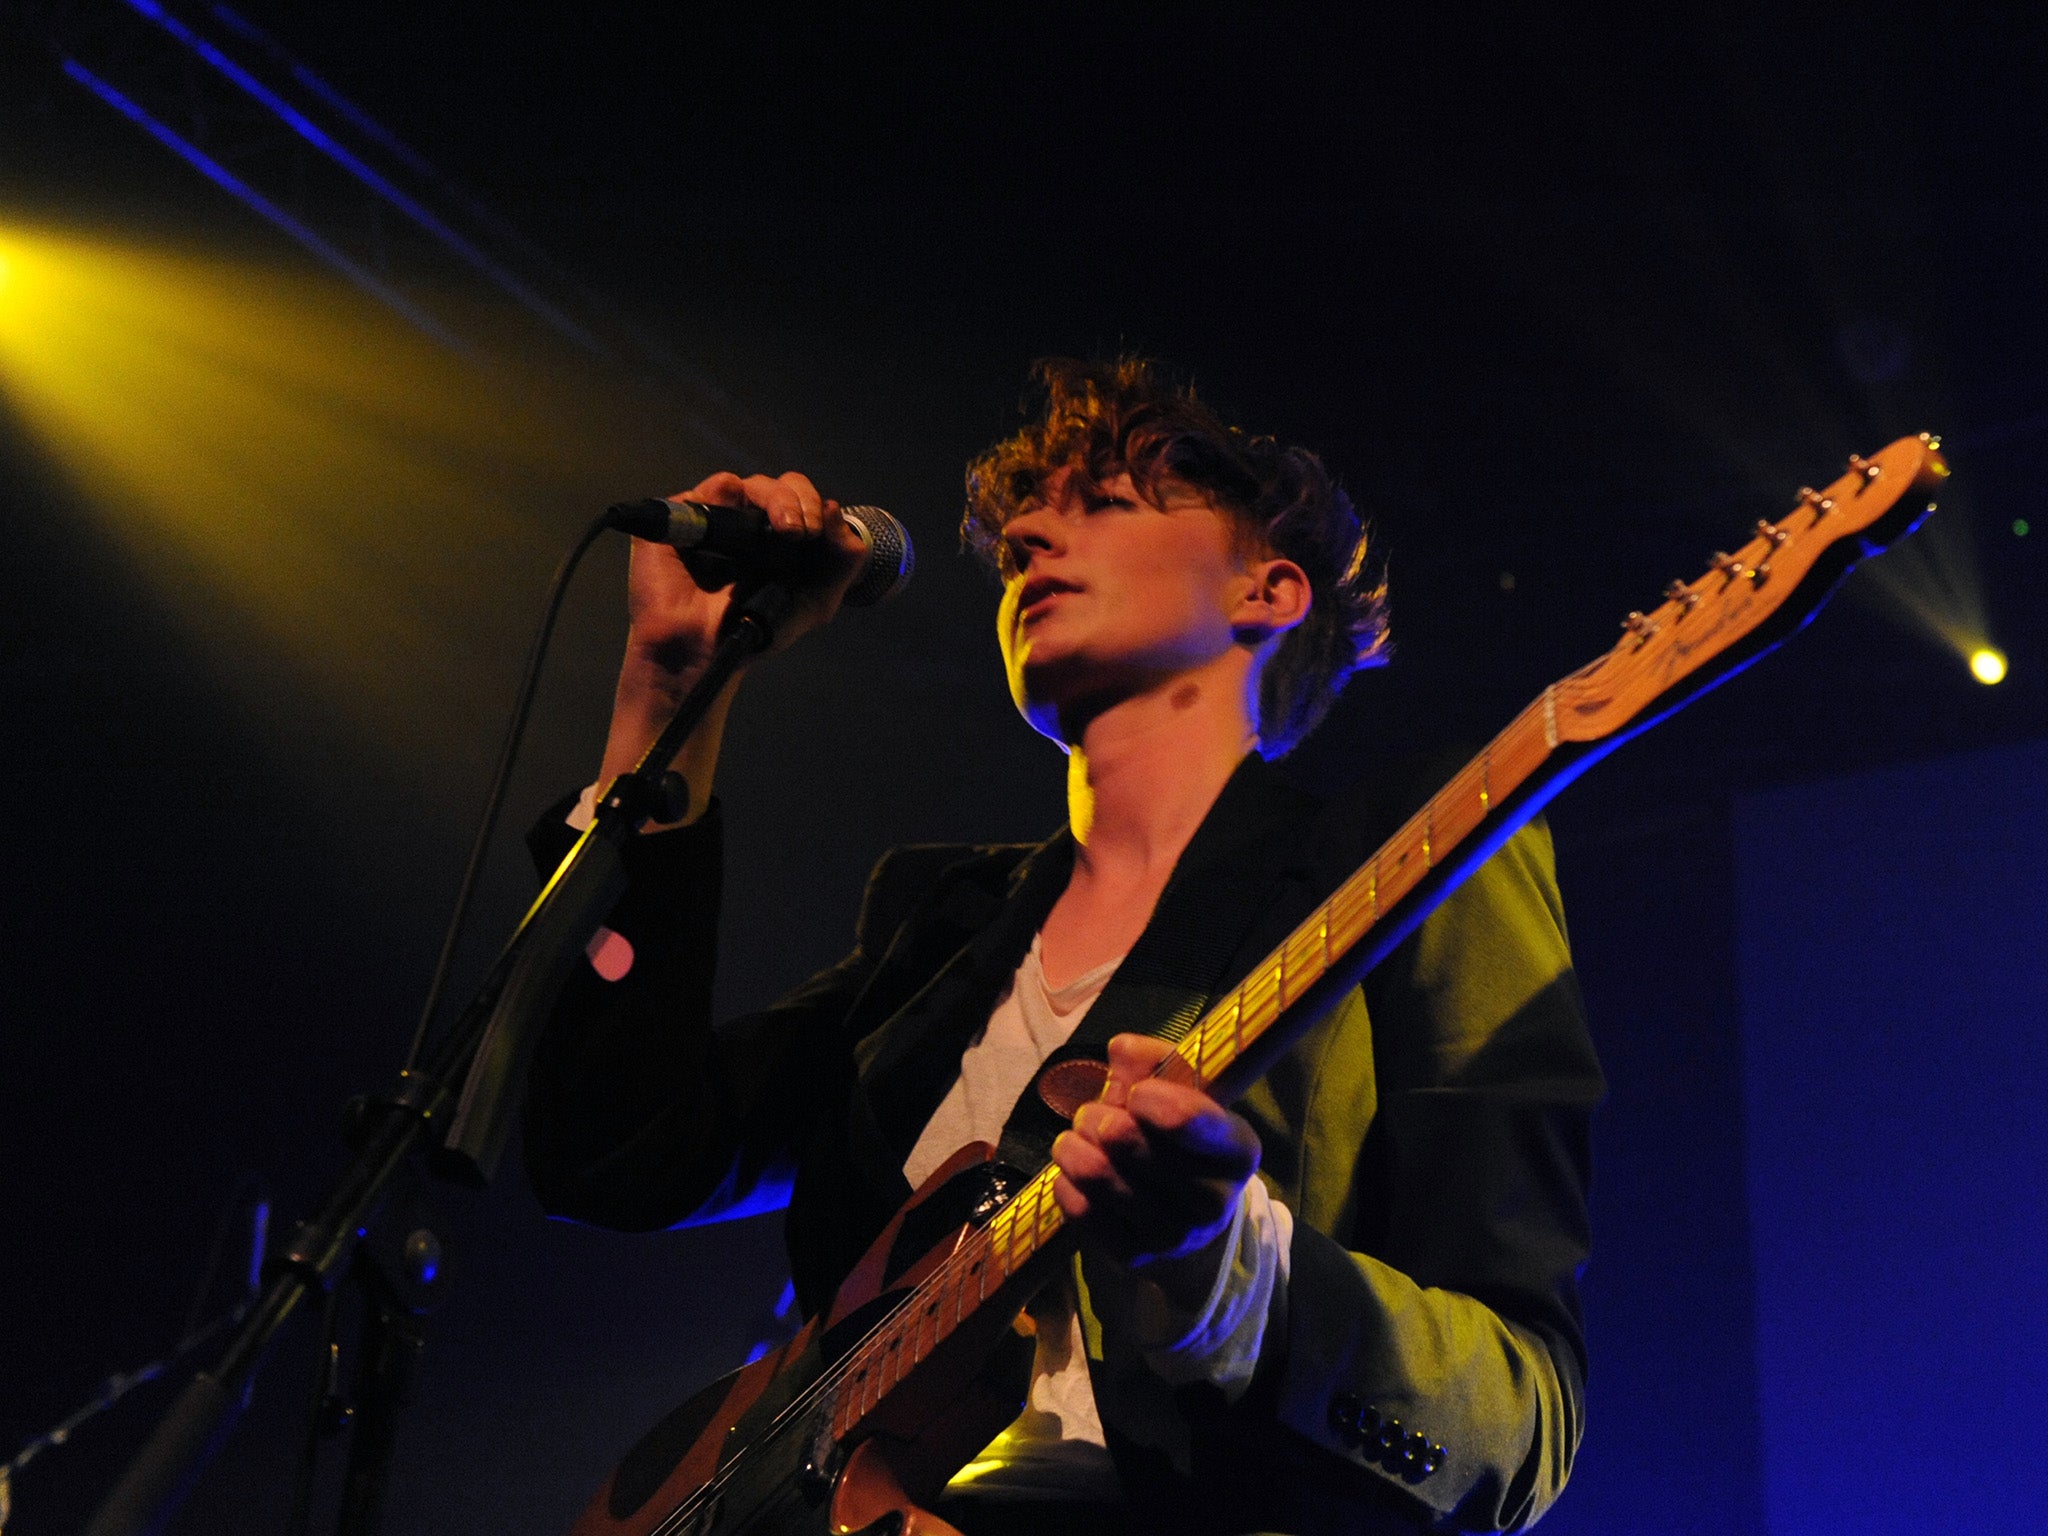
left=606, top=498, right=914, bottom=607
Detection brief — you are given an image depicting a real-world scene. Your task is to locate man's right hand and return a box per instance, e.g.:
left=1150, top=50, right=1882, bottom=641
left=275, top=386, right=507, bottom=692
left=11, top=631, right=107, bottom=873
left=602, top=470, right=863, bottom=825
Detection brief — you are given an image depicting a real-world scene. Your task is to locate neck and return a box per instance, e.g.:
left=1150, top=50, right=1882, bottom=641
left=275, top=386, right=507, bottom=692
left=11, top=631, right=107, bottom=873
left=1064, top=651, right=1258, bottom=881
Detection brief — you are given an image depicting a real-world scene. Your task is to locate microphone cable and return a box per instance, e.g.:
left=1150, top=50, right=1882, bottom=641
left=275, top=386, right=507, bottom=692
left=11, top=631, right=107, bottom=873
left=401, top=511, right=612, bottom=1072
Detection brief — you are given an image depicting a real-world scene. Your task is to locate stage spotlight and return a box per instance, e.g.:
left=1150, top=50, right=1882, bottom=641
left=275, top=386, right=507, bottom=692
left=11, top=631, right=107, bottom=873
left=1850, top=469, right=2007, bottom=693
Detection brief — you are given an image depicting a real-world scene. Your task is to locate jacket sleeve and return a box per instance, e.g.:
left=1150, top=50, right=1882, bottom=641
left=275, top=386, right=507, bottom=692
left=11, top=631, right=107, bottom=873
left=1268, top=816, right=1604, bottom=1531
left=520, top=796, right=884, bottom=1232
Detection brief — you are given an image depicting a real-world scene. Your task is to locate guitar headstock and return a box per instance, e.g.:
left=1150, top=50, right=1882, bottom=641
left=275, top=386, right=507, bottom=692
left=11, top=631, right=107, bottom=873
left=1553, top=433, right=1950, bottom=744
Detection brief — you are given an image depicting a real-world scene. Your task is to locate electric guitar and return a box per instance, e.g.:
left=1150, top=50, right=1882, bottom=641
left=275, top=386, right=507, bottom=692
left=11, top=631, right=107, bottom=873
left=570, top=435, right=1949, bottom=1536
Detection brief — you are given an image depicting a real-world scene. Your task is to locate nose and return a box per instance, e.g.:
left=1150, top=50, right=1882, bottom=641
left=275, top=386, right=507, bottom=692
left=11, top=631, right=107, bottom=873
left=1001, top=504, right=1065, bottom=572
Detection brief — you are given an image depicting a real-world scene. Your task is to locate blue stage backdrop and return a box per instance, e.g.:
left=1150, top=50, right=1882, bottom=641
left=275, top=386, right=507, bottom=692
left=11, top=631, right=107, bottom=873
left=1735, top=737, right=2048, bottom=1536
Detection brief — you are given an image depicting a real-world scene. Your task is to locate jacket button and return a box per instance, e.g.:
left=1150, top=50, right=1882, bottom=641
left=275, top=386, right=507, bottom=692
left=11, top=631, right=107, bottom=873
left=1398, top=1430, right=1432, bottom=1482
left=1422, top=1444, right=1446, bottom=1477
left=1374, top=1418, right=1404, bottom=1457
left=1358, top=1403, right=1382, bottom=1438
left=1329, top=1393, right=1364, bottom=1442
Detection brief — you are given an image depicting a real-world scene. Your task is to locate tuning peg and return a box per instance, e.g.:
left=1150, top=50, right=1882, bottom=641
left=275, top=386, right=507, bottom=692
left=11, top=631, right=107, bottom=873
left=1710, top=551, right=1752, bottom=581
left=1622, top=610, right=1660, bottom=642
left=1796, top=486, right=1834, bottom=518
left=1917, top=431, right=1942, bottom=450
left=1663, top=579, right=1701, bottom=612
left=1846, top=454, right=1882, bottom=482
left=1749, top=519, right=1790, bottom=580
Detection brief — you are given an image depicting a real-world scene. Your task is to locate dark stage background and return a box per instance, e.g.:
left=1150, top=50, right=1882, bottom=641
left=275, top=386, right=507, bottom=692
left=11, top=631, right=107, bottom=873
left=2, top=5, right=2044, bottom=1534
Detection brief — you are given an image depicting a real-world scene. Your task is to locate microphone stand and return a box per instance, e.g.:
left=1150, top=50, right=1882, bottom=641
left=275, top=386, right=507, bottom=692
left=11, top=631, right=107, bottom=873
left=82, top=581, right=795, bottom=1536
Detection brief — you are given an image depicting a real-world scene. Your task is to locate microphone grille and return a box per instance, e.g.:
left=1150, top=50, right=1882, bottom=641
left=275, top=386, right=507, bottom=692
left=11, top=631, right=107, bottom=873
left=840, top=506, right=914, bottom=607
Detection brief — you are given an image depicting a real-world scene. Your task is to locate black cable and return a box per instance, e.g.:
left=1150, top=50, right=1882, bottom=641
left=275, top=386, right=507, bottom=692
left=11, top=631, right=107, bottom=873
left=402, top=510, right=614, bottom=1071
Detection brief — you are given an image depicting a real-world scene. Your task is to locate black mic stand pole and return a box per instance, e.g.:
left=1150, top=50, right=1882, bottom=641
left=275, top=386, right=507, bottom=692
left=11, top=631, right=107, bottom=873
left=82, top=581, right=795, bottom=1536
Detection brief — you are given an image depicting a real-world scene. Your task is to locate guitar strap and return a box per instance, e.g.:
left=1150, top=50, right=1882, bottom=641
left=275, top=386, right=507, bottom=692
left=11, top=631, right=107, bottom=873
left=995, top=755, right=1321, bottom=1175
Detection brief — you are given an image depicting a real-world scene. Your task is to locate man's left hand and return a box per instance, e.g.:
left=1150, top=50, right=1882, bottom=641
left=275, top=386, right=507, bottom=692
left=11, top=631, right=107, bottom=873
left=1051, top=1032, right=1263, bottom=1308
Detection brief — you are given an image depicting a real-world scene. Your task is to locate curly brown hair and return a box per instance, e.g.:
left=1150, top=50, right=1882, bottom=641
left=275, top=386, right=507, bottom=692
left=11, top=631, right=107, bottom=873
left=962, top=357, right=1389, bottom=756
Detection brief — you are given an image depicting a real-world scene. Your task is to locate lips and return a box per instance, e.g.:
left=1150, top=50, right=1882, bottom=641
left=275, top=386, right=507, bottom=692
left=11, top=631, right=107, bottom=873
left=1017, top=575, right=1081, bottom=620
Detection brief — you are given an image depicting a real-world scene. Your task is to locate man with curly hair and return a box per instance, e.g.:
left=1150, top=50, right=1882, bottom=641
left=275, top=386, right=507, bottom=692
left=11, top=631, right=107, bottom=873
left=523, top=359, right=1602, bottom=1534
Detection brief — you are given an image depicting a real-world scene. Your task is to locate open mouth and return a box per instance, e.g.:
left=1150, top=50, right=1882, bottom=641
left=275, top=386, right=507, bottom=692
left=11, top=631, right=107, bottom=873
left=1017, top=575, right=1080, bottom=621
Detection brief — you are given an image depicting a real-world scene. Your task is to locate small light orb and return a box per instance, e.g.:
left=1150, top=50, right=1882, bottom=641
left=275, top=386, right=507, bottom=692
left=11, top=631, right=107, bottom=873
left=1970, top=648, right=2007, bottom=686
left=2015, top=518, right=2031, bottom=537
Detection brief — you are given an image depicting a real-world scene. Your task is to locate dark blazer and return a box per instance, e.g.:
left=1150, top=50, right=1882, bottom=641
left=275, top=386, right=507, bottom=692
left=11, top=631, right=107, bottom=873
left=524, top=754, right=1604, bottom=1534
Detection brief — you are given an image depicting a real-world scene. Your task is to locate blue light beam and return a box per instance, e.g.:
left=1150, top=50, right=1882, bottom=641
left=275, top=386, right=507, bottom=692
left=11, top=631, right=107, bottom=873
left=122, top=0, right=605, bottom=354
left=60, top=57, right=469, bottom=352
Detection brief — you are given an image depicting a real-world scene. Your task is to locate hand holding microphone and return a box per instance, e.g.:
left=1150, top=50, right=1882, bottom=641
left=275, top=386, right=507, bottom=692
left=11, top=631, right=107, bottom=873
left=595, top=471, right=912, bottom=826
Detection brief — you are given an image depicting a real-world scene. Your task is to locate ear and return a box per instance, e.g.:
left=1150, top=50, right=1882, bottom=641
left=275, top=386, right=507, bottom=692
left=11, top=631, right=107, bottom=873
left=1230, top=557, right=1312, bottom=644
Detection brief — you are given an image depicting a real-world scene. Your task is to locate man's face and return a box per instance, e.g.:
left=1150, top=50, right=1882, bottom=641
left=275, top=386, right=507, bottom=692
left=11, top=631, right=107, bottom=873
left=996, top=467, right=1256, bottom=741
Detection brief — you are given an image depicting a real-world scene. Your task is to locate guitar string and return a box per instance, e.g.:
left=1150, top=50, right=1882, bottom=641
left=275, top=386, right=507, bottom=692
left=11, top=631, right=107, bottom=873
left=645, top=485, right=1893, bottom=1527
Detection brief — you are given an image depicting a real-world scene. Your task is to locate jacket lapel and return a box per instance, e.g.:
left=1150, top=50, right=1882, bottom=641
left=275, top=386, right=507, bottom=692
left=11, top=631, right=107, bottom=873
left=842, top=831, right=1075, bottom=1194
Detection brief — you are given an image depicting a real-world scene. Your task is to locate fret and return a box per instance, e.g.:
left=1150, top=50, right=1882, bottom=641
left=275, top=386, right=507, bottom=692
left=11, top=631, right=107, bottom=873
left=855, top=1352, right=875, bottom=1420
left=1239, top=969, right=1282, bottom=1038
left=1020, top=1177, right=1045, bottom=1258
left=1019, top=1176, right=1048, bottom=1262
left=997, top=1190, right=1025, bottom=1277
left=1328, top=877, right=1373, bottom=950
left=1242, top=957, right=1282, bottom=1014
left=890, top=1320, right=914, bottom=1389
left=1328, top=896, right=1370, bottom=957
left=912, top=1286, right=939, bottom=1365
left=992, top=1203, right=1020, bottom=1280
left=1281, top=922, right=1321, bottom=1007
left=922, top=1280, right=945, bottom=1361
left=949, top=1256, right=968, bottom=1332
left=868, top=1335, right=892, bottom=1409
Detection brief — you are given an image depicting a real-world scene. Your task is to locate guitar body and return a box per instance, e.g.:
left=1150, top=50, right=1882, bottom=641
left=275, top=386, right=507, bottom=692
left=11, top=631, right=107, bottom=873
left=570, top=1144, right=1044, bottom=1536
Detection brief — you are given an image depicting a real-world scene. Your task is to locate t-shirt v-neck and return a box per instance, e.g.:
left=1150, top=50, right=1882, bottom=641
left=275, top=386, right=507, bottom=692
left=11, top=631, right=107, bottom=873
left=903, top=935, right=1122, bottom=1189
